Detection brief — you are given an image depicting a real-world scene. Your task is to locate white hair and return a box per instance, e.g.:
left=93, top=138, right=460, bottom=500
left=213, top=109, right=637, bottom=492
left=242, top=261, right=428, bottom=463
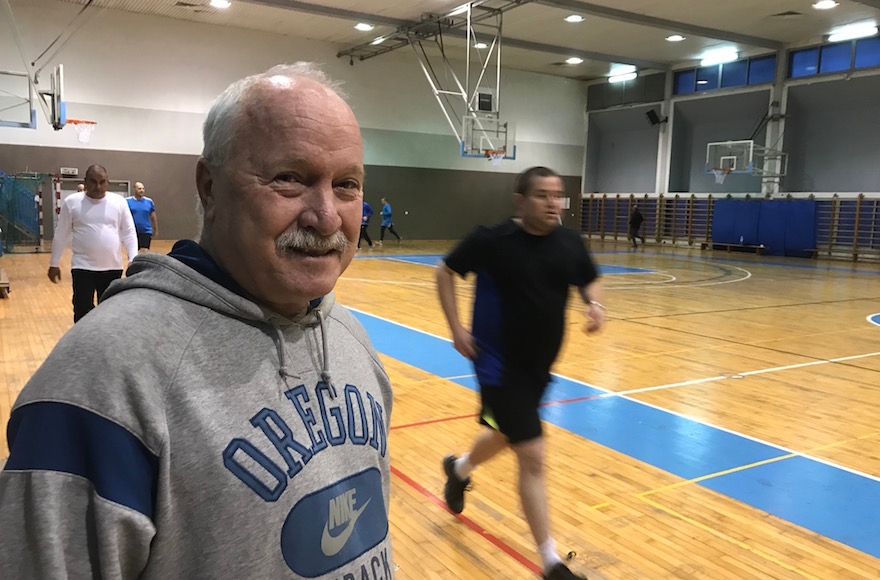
left=201, top=62, right=346, bottom=167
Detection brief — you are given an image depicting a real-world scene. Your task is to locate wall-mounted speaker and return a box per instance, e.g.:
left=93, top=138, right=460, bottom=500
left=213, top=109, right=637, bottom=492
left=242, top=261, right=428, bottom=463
left=646, top=109, right=665, bottom=125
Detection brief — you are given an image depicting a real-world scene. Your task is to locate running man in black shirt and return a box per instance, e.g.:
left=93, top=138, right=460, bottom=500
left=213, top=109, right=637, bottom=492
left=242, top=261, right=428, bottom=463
left=436, top=166, right=606, bottom=580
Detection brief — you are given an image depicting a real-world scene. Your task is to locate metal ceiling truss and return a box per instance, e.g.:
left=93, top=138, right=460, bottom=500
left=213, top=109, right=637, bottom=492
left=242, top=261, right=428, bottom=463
left=336, top=0, right=529, bottom=63
left=339, top=1, right=528, bottom=145
left=534, top=0, right=783, bottom=50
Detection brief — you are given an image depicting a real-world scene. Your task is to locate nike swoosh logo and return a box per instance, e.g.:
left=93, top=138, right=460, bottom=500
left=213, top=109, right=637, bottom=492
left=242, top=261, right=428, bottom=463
left=320, top=497, right=372, bottom=557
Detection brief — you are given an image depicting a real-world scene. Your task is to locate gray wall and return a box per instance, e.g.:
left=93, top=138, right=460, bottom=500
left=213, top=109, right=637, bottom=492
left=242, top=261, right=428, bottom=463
left=586, top=105, right=660, bottom=193
left=0, top=144, right=581, bottom=241
left=671, top=90, right=770, bottom=193
left=785, top=75, right=880, bottom=192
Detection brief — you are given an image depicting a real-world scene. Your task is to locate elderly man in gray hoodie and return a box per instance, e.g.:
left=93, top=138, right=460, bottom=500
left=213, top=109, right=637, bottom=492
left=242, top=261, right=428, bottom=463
left=0, top=63, right=394, bottom=580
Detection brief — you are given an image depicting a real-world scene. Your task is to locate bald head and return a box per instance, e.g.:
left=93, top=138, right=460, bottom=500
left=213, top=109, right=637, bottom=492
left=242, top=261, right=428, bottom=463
left=134, top=182, right=145, bottom=198
left=201, top=63, right=350, bottom=168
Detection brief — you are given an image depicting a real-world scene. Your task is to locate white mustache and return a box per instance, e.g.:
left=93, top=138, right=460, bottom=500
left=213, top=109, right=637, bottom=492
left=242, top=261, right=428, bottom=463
left=276, top=228, right=350, bottom=254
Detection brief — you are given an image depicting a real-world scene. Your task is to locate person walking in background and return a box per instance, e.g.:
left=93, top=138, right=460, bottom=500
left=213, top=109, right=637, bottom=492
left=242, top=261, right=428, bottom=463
left=628, top=203, right=646, bottom=248
left=436, top=166, right=606, bottom=580
left=377, top=197, right=401, bottom=245
left=359, top=199, right=374, bottom=249
left=127, top=181, right=159, bottom=252
left=47, top=164, right=138, bottom=323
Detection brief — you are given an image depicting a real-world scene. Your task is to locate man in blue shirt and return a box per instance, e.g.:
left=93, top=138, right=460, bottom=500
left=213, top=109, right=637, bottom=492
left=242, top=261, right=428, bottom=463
left=377, top=197, right=401, bottom=245
left=127, top=182, right=158, bottom=251
left=358, top=200, right=373, bottom=249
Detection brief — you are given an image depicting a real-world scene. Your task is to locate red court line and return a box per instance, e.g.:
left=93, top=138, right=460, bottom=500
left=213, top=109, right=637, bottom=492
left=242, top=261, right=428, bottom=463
left=390, top=413, right=478, bottom=430
left=391, top=394, right=606, bottom=431
left=390, top=465, right=542, bottom=576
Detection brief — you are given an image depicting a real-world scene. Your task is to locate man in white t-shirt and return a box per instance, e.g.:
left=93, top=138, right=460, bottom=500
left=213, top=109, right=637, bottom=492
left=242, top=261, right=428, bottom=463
left=48, top=164, right=139, bottom=322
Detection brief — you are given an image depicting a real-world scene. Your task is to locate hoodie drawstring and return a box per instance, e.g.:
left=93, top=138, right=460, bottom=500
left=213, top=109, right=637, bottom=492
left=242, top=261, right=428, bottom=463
left=315, top=309, right=338, bottom=399
left=272, top=322, right=297, bottom=380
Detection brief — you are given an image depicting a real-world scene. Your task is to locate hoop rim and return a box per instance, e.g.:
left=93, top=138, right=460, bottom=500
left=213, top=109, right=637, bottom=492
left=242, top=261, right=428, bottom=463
left=485, top=149, right=506, bottom=158
left=712, top=167, right=732, bottom=174
left=65, top=118, right=97, bottom=125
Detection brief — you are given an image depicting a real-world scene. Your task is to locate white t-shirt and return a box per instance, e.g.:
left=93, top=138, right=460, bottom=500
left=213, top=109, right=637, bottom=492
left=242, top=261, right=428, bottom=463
left=50, top=192, right=139, bottom=271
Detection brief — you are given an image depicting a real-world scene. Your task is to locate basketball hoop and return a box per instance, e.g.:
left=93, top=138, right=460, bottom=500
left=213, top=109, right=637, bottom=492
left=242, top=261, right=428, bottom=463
left=66, top=119, right=97, bottom=144
left=486, top=149, right=506, bottom=167
left=712, top=168, right=731, bottom=184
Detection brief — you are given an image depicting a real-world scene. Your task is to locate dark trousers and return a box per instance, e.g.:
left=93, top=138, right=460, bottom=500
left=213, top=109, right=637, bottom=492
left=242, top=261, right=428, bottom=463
left=71, top=269, right=123, bottom=323
left=380, top=225, right=400, bottom=241
left=358, top=224, right=373, bottom=248
left=629, top=227, right=646, bottom=247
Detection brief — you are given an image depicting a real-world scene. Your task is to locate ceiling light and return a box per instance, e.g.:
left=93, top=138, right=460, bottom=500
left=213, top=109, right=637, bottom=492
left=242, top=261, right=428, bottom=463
left=700, top=48, right=738, bottom=66
left=666, top=34, right=685, bottom=42
left=609, top=72, right=637, bottom=83
left=474, top=42, right=488, bottom=49
left=827, top=21, right=878, bottom=42
left=564, top=15, right=584, bottom=23
left=210, top=0, right=231, bottom=7
left=354, top=23, right=374, bottom=31
left=697, top=80, right=708, bottom=84
left=370, top=36, right=386, bottom=45
left=609, top=63, right=636, bottom=76
left=812, top=0, right=839, bottom=9
left=566, top=57, right=584, bottom=65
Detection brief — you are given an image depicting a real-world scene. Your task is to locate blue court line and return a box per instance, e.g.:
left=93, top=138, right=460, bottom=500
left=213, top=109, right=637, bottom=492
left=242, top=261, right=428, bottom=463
left=352, top=309, right=880, bottom=560
left=591, top=249, right=880, bottom=275
left=360, top=254, right=653, bottom=275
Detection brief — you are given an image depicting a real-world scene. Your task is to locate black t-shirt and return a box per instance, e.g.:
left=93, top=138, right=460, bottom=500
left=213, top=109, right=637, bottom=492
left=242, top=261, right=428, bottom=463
left=444, top=219, right=599, bottom=388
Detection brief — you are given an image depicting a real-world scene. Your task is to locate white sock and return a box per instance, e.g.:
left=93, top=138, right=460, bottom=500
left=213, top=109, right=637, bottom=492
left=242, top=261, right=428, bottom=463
left=454, top=453, right=473, bottom=480
left=538, top=537, right=563, bottom=572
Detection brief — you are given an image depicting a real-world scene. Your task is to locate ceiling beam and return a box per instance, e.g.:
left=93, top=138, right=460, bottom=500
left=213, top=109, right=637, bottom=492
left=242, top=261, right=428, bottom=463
left=243, top=0, right=667, bottom=69
left=535, top=0, right=783, bottom=50
left=241, top=0, right=411, bottom=28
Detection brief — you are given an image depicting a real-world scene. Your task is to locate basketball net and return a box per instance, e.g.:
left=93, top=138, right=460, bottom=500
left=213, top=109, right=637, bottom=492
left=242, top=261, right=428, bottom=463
left=487, top=150, right=505, bottom=167
left=712, top=168, right=731, bottom=184
left=67, top=119, right=97, bottom=144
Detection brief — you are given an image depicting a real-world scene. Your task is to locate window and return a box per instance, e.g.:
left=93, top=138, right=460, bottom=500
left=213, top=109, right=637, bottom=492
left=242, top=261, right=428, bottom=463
left=674, top=69, right=696, bottom=94
left=696, top=66, right=720, bottom=90
left=721, top=60, right=748, bottom=87
left=855, top=36, right=880, bottom=68
left=748, top=55, right=776, bottom=84
left=819, top=42, right=853, bottom=73
left=789, top=47, right=819, bottom=78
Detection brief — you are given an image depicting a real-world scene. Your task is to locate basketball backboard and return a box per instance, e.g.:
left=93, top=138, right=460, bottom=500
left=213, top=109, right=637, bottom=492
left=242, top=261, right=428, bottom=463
left=706, top=140, right=753, bottom=173
left=0, top=70, right=36, bottom=129
left=461, top=114, right=516, bottom=160
left=51, top=64, right=66, bottom=129
left=706, top=139, right=787, bottom=177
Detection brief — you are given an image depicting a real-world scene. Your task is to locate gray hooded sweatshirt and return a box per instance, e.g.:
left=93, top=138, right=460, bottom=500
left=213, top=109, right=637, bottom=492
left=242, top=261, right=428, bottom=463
left=0, top=251, right=395, bottom=579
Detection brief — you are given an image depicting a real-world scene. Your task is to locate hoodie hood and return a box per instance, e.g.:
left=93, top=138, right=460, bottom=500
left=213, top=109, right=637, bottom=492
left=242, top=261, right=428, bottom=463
left=107, top=242, right=338, bottom=392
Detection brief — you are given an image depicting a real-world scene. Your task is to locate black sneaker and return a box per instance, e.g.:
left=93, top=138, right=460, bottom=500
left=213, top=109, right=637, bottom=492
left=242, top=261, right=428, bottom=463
left=442, top=454, right=470, bottom=514
left=544, top=562, right=586, bottom=580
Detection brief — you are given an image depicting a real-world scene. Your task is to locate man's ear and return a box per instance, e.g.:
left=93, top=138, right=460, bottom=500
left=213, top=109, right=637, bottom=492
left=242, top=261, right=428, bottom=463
left=196, top=158, right=216, bottom=223
left=512, top=192, right=524, bottom=215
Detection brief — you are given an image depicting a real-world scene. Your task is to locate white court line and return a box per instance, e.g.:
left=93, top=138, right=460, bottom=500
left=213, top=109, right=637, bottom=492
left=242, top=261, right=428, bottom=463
left=607, top=351, right=880, bottom=399
left=341, top=277, right=435, bottom=287
left=351, top=308, right=880, bottom=484
left=444, top=374, right=476, bottom=381
left=610, top=265, right=752, bottom=290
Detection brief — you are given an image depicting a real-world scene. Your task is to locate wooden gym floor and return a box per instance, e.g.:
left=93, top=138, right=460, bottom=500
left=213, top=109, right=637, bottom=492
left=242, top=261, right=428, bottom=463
left=2, top=239, right=879, bottom=579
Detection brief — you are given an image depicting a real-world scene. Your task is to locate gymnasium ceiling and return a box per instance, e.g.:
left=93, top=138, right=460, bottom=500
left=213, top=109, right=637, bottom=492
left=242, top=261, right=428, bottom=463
left=51, top=0, right=880, bottom=80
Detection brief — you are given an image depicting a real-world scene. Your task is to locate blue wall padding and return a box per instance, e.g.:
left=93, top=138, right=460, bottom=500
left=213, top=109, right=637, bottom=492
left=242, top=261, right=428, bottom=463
left=757, top=201, right=787, bottom=256
left=713, top=199, right=761, bottom=245
left=712, top=199, right=817, bottom=257
left=784, top=200, right=817, bottom=258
